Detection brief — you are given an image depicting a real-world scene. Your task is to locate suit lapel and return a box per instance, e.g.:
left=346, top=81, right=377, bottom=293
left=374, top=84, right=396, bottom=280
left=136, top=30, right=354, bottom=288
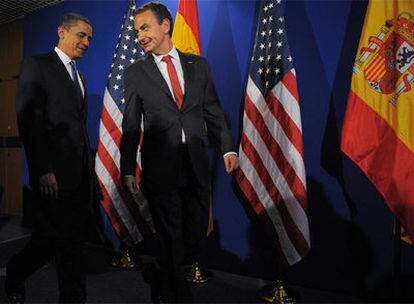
left=48, top=51, right=85, bottom=107
left=49, top=51, right=74, bottom=86
left=178, top=51, right=194, bottom=110
left=141, top=54, right=174, bottom=102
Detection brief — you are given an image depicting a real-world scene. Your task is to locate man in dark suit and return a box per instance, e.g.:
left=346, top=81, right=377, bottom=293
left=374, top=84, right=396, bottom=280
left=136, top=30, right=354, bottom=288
left=6, top=13, right=95, bottom=303
left=120, top=2, right=238, bottom=303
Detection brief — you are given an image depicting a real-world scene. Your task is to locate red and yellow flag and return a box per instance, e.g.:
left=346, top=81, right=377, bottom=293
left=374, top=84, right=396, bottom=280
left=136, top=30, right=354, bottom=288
left=172, top=0, right=201, bottom=55
left=341, top=0, right=414, bottom=243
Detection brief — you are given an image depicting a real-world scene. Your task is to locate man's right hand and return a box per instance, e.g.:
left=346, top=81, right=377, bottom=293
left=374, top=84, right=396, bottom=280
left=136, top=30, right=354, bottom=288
left=39, top=173, right=58, bottom=200
left=122, top=175, right=139, bottom=195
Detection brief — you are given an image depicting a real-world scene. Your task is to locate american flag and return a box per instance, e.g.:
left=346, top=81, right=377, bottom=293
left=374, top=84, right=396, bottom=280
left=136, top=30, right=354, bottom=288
left=236, top=0, right=310, bottom=266
left=95, top=0, right=149, bottom=246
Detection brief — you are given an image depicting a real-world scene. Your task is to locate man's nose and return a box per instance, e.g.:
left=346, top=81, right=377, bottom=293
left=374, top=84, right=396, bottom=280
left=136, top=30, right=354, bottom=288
left=82, top=36, right=90, bottom=47
left=138, top=32, right=146, bottom=43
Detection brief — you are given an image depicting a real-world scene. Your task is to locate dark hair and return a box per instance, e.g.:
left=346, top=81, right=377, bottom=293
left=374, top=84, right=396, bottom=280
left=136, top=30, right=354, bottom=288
left=135, top=2, right=173, bottom=37
left=59, top=13, right=92, bottom=29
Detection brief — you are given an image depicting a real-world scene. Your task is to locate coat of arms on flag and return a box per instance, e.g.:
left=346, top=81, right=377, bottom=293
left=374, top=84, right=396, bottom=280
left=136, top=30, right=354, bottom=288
left=353, top=12, right=414, bottom=105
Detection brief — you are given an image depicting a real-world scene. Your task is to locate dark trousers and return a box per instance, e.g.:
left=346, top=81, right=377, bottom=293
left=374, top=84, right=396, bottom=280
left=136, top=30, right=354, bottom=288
left=147, top=144, right=210, bottom=303
left=6, top=178, right=90, bottom=303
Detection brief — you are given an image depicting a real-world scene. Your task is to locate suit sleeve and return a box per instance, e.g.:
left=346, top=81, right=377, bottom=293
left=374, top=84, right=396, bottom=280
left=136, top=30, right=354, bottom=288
left=120, top=66, right=143, bottom=176
left=16, top=57, right=53, bottom=176
left=201, top=60, right=235, bottom=154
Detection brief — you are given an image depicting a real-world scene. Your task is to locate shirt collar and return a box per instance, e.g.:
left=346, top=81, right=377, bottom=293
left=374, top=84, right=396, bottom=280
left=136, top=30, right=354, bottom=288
left=54, top=46, right=74, bottom=66
left=152, top=46, right=179, bottom=64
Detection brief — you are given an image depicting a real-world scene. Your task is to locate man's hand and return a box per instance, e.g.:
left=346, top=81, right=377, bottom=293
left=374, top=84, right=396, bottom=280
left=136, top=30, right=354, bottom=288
left=39, top=173, right=58, bottom=200
left=224, top=154, right=239, bottom=174
left=122, top=175, right=139, bottom=195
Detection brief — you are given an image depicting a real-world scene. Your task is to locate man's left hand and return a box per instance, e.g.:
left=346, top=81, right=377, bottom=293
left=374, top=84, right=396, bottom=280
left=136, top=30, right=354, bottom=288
left=224, top=154, right=239, bottom=174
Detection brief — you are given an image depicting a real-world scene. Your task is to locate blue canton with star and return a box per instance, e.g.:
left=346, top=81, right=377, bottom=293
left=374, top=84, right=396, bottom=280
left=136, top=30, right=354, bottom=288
left=250, top=0, right=293, bottom=97
left=107, top=1, right=146, bottom=113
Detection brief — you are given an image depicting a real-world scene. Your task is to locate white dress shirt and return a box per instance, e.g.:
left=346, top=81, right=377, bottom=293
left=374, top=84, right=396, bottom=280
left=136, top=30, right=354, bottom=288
left=152, top=47, right=185, bottom=97
left=54, top=46, right=85, bottom=97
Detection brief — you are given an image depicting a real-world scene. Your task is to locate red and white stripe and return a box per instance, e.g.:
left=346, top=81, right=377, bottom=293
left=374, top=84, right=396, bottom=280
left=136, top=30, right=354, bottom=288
left=95, top=88, right=145, bottom=246
left=236, top=69, right=310, bottom=266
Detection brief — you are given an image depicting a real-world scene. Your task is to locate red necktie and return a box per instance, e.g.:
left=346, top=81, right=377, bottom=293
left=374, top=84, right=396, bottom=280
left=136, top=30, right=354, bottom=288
left=162, top=55, right=183, bottom=109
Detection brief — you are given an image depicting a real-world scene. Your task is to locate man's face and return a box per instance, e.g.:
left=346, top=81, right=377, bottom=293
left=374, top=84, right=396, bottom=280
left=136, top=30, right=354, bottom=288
left=134, top=10, right=170, bottom=54
left=57, top=20, right=92, bottom=59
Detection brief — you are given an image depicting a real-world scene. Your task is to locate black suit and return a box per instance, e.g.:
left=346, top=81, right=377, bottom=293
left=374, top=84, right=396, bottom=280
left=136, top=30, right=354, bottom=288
left=7, top=51, right=95, bottom=303
left=121, top=50, right=235, bottom=302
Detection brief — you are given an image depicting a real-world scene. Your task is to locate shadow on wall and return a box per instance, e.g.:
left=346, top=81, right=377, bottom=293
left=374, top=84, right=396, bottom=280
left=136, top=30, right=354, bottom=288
left=206, top=175, right=373, bottom=299
left=283, top=0, right=365, bottom=295
left=316, top=1, right=387, bottom=299
left=203, top=218, right=282, bottom=282
left=320, top=0, right=368, bottom=219
left=286, top=177, right=373, bottom=298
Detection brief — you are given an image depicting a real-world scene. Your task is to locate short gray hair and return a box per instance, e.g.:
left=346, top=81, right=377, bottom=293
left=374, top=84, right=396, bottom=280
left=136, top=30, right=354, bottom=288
left=59, top=13, right=92, bottom=29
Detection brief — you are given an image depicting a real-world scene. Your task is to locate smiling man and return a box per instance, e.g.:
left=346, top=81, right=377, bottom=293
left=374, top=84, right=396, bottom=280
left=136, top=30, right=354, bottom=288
left=120, top=2, right=238, bottom=303
left=5, top=13, right=99, bottom=303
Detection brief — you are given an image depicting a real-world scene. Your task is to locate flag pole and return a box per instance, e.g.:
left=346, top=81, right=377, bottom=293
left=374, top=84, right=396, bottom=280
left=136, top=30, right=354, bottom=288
left=393, top=217, right=401, bottom=302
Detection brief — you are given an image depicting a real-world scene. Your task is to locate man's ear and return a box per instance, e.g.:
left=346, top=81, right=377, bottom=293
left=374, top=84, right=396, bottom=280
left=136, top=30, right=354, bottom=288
left=161, top=18, right=171, bottom=35
left=57, top=26, right=65, bottom=40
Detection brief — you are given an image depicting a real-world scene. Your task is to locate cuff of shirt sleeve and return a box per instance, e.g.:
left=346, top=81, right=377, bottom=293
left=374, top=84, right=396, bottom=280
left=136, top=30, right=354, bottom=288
left=223, top=151, right=238, bottom=158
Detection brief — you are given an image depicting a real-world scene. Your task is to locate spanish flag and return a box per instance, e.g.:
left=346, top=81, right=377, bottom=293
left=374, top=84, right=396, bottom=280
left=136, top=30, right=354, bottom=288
left=341, top=0, right=414, bottom=243
left=172, top=0, right=201, bottom=55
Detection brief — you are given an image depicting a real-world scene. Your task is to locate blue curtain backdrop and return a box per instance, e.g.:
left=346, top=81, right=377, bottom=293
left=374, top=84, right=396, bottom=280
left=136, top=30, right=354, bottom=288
left=22, top=0, right=414, bottom=298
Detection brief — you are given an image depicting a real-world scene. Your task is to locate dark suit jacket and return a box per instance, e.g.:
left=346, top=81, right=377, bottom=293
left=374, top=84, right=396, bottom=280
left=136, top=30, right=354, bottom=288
left=16, top=51, right=93, bottom=193
left=120, top=51, right=235, bottom=193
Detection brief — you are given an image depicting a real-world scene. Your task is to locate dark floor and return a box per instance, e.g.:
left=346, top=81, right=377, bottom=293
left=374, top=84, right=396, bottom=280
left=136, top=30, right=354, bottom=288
left=0, top=214, right=361, bottom=303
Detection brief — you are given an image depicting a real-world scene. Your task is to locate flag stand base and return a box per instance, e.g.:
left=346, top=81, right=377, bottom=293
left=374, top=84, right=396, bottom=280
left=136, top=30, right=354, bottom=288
left=185, top=261, right=213, bottom=284
left=258, top=280, right=297, bottom=304
left=111, top=249, right=142, bottom=270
